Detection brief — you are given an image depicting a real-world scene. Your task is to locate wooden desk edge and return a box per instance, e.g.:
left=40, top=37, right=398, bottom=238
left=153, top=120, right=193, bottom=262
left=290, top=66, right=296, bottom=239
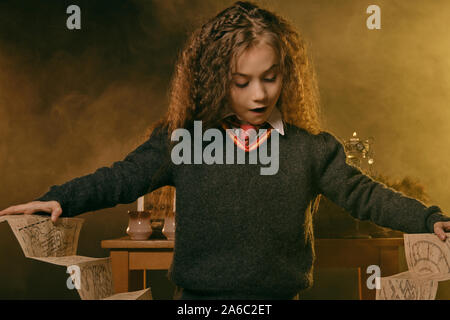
left=101, top=237, right=175, bottom=249
left=315, top=238, right=404, bottom=247
left=101, top=237, right=403, bottom=249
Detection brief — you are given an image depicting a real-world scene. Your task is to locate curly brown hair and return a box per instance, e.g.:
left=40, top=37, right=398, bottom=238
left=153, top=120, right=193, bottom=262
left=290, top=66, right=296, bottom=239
left=141, top=1, right=324, bottom=216
left=148, top=1, right=322, bottom=141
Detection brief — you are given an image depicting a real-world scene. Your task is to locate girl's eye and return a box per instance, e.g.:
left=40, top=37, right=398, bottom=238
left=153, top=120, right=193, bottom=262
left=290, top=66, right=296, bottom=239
left=235, top=82, right=249, bottom=88
left=264, top=76, right=277, bottom=82
left=235, top=76, right=277, bottom=88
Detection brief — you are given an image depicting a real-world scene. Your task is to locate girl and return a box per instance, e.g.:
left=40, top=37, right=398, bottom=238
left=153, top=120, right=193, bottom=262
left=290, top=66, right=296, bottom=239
left=1, top=1, right=450, bottom=300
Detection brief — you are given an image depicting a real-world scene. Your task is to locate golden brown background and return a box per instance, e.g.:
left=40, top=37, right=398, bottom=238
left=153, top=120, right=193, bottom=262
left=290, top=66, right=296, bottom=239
left=1, top=0, right=449, bottom=299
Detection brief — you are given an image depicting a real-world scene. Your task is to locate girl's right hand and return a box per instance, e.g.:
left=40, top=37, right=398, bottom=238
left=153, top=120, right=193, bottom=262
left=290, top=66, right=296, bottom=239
left=0, top=201, right=63, bottom=223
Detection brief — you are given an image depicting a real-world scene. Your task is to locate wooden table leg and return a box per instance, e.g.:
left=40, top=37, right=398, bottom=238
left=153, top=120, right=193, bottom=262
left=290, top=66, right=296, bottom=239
left=110, top=250, right=129, bottom=293
left=358, top=246, right=399, bottom=300
left=357, top=267, right=363, bottom=300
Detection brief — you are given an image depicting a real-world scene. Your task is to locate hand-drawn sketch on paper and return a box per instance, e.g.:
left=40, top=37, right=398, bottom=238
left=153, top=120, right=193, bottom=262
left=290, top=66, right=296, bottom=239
left=0, top=215, right=151, bottom=300
left=78, top=258, right=114, bottom=300
left=32, top=255, right=115, bottom=300
left=404, top=234, right=450, bottom=275
left=377, top=233, right=450, bottom=300
left=377, top=271, right=439, bottom=300
left=103, top=288, right=152, bottom=300
left=1, top=215, right=82, bottom=257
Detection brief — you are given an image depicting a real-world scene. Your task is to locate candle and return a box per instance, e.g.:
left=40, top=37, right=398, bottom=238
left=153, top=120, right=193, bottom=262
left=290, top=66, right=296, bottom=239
left=137, top=196, right=144, bottom=211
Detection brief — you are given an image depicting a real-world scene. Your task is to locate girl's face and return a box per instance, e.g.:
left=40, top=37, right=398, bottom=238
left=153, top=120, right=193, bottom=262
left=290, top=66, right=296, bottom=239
left=228, top=42, right=283, bottom=125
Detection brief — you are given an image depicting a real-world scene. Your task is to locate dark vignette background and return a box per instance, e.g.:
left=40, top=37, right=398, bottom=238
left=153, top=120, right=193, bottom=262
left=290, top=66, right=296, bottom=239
left=1, top=0, right=449, bottom=299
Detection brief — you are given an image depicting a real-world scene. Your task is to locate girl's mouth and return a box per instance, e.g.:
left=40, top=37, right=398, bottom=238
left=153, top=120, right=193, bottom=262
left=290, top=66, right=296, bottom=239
left=250, top=106, right=267, bottom=113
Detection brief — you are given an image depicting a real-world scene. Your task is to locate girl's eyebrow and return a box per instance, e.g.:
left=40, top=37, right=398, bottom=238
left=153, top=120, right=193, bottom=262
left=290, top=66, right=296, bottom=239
left=232, top=64, right=279, bottom=77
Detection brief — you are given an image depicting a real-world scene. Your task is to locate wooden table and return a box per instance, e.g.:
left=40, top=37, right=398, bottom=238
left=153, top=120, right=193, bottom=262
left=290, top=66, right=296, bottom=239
left=314, top=238, right=404, bottom=300
left=101, top=236, right=404, bottom=300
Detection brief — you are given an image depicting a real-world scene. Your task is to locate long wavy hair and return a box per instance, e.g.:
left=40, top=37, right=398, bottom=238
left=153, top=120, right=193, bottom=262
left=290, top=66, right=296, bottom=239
left=148, top=1, right=322, bottom=140
left=144, top=1, right=323, bottom=215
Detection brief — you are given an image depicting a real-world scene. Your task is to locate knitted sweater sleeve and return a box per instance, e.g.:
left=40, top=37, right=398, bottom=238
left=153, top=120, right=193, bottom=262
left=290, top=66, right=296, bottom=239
left=315, top=131, right=450, bottom=233
left=34, top=126, right=173, bottom=217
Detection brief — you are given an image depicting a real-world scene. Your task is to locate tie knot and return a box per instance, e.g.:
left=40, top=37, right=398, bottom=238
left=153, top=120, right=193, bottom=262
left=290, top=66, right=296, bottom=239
left=240, top=124, right=257, bottom=132
left=220, top=116, right=273, bottom=152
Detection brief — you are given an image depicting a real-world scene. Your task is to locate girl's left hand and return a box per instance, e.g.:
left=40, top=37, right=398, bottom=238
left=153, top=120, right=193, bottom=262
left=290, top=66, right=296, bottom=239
left=433, top=221, right=450, bottom=241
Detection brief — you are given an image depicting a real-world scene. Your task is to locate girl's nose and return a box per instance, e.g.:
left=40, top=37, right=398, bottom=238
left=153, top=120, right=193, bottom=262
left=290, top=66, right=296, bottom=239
left=252, top=81, right=268, bottom=102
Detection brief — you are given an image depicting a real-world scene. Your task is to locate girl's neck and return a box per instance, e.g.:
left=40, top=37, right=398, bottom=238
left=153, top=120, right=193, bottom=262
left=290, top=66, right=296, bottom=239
left=235, top=115, right=259, bottom=127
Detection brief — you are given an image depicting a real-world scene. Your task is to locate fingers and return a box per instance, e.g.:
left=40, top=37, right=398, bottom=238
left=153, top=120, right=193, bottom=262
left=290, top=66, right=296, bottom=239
left=442, top=221, right=450, bottom=231
left=51, top=206, right=63, bottom=223
left=2, top=202, right=44, bottom=215
left=434, top=222, right=450, bottom=241
left=0, top=201, right=61, bottom=222
left=0, top=205, right=26, bottom=216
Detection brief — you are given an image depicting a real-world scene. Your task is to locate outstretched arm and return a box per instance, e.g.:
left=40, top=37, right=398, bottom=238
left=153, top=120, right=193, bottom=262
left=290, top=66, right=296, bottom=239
left=0, top=126, right=173, bottom=221
left=314, top=131, right=450, bottom=239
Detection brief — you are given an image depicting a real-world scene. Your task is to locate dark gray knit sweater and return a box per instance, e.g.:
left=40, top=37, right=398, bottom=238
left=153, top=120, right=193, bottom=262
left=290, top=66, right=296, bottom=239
left=35, top=123, right=449, bottom=299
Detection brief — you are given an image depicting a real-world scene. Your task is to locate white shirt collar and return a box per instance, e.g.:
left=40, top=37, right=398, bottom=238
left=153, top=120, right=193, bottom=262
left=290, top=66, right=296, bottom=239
left=222, top=107, right=285, bottom=136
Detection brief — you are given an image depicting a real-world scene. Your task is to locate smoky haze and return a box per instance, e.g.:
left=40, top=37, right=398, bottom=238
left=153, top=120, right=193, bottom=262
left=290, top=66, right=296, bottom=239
left=0, top=0, right=221, bottom=207
left=274, top=0, right=450, bottom=214
left=0, top=0, right=449, bottom=298
left=1, top=0, right=449, bottom=228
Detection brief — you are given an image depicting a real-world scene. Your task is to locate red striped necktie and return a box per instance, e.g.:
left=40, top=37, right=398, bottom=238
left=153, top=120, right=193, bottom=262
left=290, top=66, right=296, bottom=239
left=239, top=123, right=257, bottom=143
left=221, top=116, right=272, bottom=152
